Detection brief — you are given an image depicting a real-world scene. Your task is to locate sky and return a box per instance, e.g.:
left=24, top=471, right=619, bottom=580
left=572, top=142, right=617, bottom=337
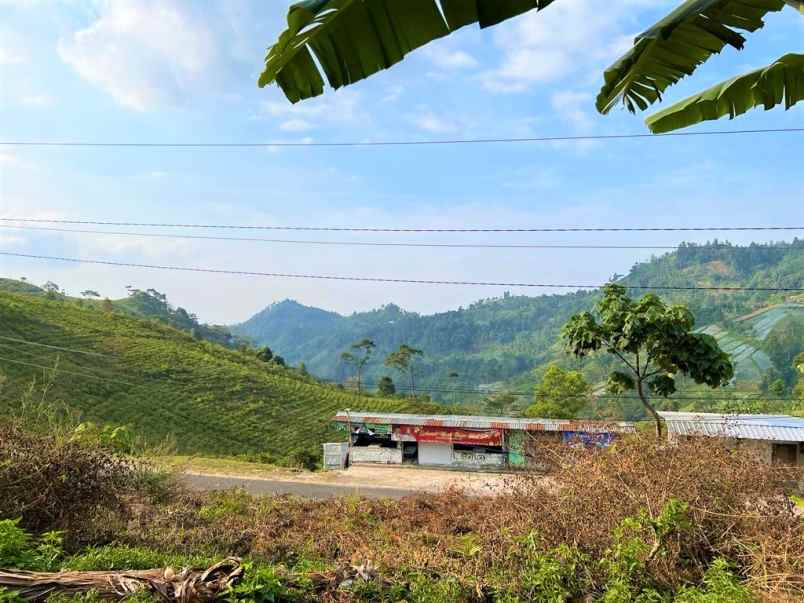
left=1, top=0, right=803, bottom=324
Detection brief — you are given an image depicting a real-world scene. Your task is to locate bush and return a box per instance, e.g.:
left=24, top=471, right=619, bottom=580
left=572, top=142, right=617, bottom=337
left=0, top=519, right=63, bottom=571
left=0, top=424, right=136, bottom=535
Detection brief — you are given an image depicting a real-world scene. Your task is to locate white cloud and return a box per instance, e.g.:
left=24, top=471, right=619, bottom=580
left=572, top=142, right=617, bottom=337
left=550, top=90, right=593, bottom=128
left=480, top=0, right=660, bottom=94
left=279, top=118, right=314, bottom=132
left=58, top=0, right=221, bottom=111
left=410, top=110, right=458, bottom=134
left=423, top=47, right=478, bottom=70
left=19, top=94, right=55, bottom=108
left=259, top=89, right=366, bottom=130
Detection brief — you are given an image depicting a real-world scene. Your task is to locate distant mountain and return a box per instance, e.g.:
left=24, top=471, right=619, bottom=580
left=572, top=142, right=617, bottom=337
left=233, top=241, right=804, bottom=404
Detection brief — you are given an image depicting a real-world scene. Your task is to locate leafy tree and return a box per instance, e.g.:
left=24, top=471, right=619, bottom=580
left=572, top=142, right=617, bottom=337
left=484, top=391, right=517, bottom=416
left=298, top=362, right=310, bottom=377
left=260, top=1, right=804, bottom=132
left=562, top=284, right=733, bottom=438
left=273, top=355, right=286, bottom=367
left=525, top=364, right=590, bottom=420
left=385, top=344, right=424, bottom=397
left=42, top=282, right=63, bottom=299
left=377, top=375, right=396, bottom=396
left=80, top=290, right=100, bottom=299
left=340, top=338, right=375, bottom=393
left=256, top=346, right=274, bottom=363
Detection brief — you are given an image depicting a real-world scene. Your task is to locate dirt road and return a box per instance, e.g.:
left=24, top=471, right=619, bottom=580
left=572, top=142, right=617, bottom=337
left=176, top=460, right=515, bottom=499
left=182, top=472, right=417, bottom=499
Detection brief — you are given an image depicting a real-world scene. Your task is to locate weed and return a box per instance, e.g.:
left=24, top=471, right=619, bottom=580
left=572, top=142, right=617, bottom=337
left=0, top=519, right=63, bottom=571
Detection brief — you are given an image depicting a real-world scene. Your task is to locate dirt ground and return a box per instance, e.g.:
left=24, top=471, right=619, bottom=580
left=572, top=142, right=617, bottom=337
left=165, top=456, right=519, bottom=495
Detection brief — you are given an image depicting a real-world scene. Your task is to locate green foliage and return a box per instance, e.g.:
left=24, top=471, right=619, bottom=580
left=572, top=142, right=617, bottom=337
left=525, top=363, right=590, bottom=419
left=563, top=284, right=733, bottom=435
left=0, top=289, right=427, bottom=464
left=259, top=1, right=557, bottom=102
left=597, top=0, right=785, bottom=115
left=0, top=519, right=64, bottom=571
left=674, top=558, right=753, bottom=603
left=377, top=375, right=396, bottom=396
left=647, top=52, right=804, bottom=133
left=63, top=545, right=212, bottom=572
left=225, top=562, right=302, bottom=603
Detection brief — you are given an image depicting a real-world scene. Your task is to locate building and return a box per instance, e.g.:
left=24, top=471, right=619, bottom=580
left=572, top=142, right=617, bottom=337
left=327, top=411, right=635, bottom=470
left=659, top=411, right=804, bottom=466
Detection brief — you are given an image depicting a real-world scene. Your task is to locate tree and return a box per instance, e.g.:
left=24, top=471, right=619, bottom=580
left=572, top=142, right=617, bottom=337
left=42, top=281, right=63, bottom=299
left=525, top=364, right=590, bottom=420
left=274, top=355, right=286, bottom=367
left=561, top=284, right=733, bottom=439
left=80, top=290, right=100, bottom=299
left=256, top=346, right=274, bottom=363
left=484, top=392, right=516, bottom=416
left=298, top=362, right=310, bottom=377
left=340, top=339, right=376, bottom=393
left=385, top=344, right=424, bottom=397
left=377, top=375, right=396, bottom=396
left=260, top=1, right=804, bottom=132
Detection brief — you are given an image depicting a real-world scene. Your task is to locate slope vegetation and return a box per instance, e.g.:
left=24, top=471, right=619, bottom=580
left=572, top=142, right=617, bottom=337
left=0, top=290, right=427, bottom=461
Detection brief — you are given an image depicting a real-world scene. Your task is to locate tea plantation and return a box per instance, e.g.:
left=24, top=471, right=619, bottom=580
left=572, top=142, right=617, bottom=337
left=0, top=289, right=427, bottom=462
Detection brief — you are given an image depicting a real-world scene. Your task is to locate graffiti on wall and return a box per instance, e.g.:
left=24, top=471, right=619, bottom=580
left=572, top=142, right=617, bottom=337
left=452, top=450, right=507, bottom=467
left=562, top=431, right=615, bottom=448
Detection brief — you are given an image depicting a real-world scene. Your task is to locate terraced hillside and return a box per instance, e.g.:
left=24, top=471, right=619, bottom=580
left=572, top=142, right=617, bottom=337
left=0, top=289, right=428, bottom=461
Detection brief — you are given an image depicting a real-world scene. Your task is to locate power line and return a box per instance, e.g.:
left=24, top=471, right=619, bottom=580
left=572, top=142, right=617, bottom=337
left=6, top=224, right=801, bottom=251
left=2, top=217, right=803, bottom=234
left=3, top=251, right=802, bottom=291
left=0, top=355, right=134, bottom=386
left=350, top=381, right=796, bottom=402
left=0, top=334, right=110, bottom=358
left=2, top=127, right=804, bottom=148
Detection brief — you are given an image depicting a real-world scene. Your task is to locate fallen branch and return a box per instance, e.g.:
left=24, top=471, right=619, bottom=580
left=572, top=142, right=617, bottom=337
left=0, top=557, right=243, bottom=602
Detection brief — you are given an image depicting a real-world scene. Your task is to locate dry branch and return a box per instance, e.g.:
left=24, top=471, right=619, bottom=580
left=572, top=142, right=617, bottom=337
left=0, top=558, right=242, bottom=602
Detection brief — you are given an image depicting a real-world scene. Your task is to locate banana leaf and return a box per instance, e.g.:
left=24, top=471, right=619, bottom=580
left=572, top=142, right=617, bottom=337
left=597, top=0, right=785, bottom=115
left=646, top=53, right=804, bottom=133
left=259, top=0, right=557, bottom=102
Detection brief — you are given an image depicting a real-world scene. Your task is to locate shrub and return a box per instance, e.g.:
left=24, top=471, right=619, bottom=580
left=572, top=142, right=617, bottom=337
left=0, top=424, right=135, bottom=535
left=0, top=519, right=64, bottom=571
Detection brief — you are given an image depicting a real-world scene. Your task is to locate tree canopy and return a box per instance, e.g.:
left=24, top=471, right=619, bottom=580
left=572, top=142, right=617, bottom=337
left=525, top=364, right=590, bottom=420
left=561, top=284, right=734, bottom=437
left=260, top=0, right=804, bottom=131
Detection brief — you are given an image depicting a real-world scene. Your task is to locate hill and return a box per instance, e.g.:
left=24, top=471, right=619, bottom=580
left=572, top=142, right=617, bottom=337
left=0, top=289, right=430, bottom=463
left=233, top=241, right=804, bottom=402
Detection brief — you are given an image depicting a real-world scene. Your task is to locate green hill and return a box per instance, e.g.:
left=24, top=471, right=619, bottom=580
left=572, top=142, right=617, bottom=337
left=233, top=241, right=804, bottom=401
left=0, top=289, right=429, bottom=463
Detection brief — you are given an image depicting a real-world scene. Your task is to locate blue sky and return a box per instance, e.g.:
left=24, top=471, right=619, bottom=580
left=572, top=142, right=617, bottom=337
left=1, top=0, right=803, bottom=323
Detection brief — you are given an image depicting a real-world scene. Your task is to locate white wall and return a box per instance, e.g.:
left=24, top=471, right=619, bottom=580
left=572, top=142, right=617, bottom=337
left=350, top=445, right=403, bottom=464
left=418, top=442, right=453, bottom=466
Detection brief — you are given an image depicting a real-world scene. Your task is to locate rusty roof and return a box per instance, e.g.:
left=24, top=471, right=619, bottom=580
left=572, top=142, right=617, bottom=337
left=333, top=411, right=635, bottom=434
left=659, top=411, right=804, bottom=442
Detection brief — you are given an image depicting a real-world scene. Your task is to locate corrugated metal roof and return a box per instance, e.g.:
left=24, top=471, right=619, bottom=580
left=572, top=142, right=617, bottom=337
left=333, top=411, right=635, bottom=434
left=659, top=411, right=804, bottom=442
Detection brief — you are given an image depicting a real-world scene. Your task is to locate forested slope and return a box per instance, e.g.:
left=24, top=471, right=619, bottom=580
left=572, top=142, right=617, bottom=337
left=0, top=290, right=429, bottom=462
left=234, top=241, right=804, bottom=398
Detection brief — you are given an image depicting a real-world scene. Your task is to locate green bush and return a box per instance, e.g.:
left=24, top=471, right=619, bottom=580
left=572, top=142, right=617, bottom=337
left=0, top=519, right=63, bottom=571
left=63, top=545, right=212, bottom=572
left=674, top=559, right=753, bottom=603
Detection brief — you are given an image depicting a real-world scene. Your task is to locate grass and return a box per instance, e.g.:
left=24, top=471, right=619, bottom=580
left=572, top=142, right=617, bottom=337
left=0, top=289, right=432, bottom=464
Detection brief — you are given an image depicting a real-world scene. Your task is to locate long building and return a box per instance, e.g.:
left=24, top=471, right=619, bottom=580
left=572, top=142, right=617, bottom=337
left=659, top=411, right=804, bottom=466
left=325, top=411, right=635, bottom=470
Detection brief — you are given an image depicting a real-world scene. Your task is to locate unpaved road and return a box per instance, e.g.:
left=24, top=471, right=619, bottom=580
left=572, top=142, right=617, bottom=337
left=182, top=472, right=417, bottom=499
left=179, top=464, right=515, bottom=499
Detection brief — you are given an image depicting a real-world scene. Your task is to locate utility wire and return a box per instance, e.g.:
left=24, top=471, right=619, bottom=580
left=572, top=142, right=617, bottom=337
left=0, top=355, right=134, bottom=386
left=348, top=381, right=796, bottom=402
left=2, top=251, right=802, bottom=292
left=0, top=334, right=110, bottom=358
left=2, top=217, right=803, bottom=234
left=3, top=224, right=802, bottom=251
left=2, top=127, right=804, bottom=148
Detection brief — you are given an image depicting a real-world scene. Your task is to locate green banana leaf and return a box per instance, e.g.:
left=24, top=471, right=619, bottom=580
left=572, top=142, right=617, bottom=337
left=259, top=0, right=556, bottom=102
left=646, top=53, right=804, bottom=133
left=596, top=0, right=785, bottom=115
